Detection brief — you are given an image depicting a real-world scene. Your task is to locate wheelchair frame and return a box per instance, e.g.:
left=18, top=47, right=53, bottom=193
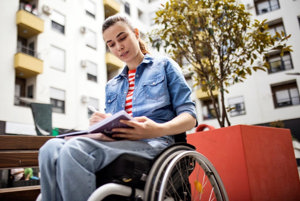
left=87, top=143, right=229, bottom=201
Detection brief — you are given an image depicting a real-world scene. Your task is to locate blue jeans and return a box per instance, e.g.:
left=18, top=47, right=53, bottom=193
left=38, top=137, right=172, bottom=201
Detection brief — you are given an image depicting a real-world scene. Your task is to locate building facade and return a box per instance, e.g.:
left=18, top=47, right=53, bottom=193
left=0, top=0, right=157, bottom=135
left=194, top=0, right=300, bottom=142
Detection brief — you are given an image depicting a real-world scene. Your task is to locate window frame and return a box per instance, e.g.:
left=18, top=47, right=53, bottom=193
left=50, top=87, right=66, bottom=114
left=255, top=0, right=280, bottom=15
left=86, top=61, right=98, bottom=82
left=50, top=45, right=66, bottom=72
left=267, top=21, right=286, bottom=37
left=125, top=2, right=130, bottom=15
left=267, top=52, right=293, bottom=74
left=228, top=96, right=246, bottom=117
left=85, top=0, right=96, bottom=18
left=271, top=81, right=300, bottom=108
left=85, top=29, right=97, bottom=49
left=51, top=10, right=65, bottom=34
left=201, top=97, right=219, bottom=120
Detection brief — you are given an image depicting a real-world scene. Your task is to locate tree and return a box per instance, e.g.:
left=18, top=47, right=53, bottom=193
left=149, top=0, right=292, bottom=127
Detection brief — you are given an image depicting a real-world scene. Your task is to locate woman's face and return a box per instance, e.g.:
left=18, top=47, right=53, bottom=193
left=103, top=21, right=142, bottom=66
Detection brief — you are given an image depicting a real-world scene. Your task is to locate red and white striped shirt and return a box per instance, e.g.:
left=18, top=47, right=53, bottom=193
left=125, top=69, right=136, bottom=116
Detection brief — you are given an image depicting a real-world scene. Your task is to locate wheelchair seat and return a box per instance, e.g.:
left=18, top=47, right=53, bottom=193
left=96, top=153, right=152, bottom=189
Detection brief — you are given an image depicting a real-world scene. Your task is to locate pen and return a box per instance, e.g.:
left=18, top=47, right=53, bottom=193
left=88, top=105, right=98, bottom=113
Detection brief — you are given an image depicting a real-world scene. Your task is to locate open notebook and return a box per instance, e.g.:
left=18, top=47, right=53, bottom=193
left=57, top=110, right=133, bottom=138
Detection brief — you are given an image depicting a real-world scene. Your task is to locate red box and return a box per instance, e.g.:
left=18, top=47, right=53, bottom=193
left=187, top=125, right=300, bottom=201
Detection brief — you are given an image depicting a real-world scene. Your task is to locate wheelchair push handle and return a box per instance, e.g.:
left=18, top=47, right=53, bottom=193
left=195, top=124, right=215, bottom=132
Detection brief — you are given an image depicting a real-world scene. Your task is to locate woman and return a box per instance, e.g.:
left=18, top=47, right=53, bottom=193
left=39, top=14, right=197, bottom=201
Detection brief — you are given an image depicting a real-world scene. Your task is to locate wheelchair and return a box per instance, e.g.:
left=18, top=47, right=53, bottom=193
left=87, top=135, right=228, bottom=201
left=37, top=134, right=228, bottom=201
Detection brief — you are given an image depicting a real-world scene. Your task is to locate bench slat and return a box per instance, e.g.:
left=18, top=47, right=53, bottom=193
left=0, top=135, right=53, bottom=150
left=0, top=186, right=40, bottom=201
left=0, top=151, right=39, bottom=168
left=0, top=135, right=52, bottom=200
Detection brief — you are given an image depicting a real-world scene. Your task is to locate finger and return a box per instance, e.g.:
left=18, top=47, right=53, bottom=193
left=133, top=116, right=148, bottom=122
left=112, top=127, right=135, bottom=134
left=119, top=119, right=141, bottom=128
left=94, top=112, right=111, bottom=118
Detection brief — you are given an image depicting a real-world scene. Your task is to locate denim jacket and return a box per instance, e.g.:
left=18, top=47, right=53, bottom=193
left=105, top=54, right=196, bottom=144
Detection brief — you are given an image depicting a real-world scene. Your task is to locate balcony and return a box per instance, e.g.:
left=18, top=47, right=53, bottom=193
left=16, top=9, right=44, bottom=38
left=103, top=0, right=120, bottom=18
left=14, top=46, right=43, bottom=78
left=105, top=52, right=123, bottom=71
left=196, top=88, right=218, bottom=99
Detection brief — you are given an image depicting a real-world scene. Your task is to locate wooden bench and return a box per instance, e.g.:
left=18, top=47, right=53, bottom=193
left=0, top=135, right=53, bottom=201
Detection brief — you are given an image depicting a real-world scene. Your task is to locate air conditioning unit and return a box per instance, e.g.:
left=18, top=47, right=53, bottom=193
left=42, top=5, right=52, bottom=15
left=81, top=95, right=89, bottom=103
left=80, top=26, right=86, bottom=34
left=81, top=60, right=87, bottom=68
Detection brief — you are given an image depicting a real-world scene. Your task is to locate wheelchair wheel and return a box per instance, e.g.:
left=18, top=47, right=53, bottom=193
left=144, top=150, right=228, bottom=201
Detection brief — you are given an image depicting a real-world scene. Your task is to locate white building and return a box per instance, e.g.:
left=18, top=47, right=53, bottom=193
left=0, top=0, right=154, bottom=135
left=194, top=0, right=300, bottom=139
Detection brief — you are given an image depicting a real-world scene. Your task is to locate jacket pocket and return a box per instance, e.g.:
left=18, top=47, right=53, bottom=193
left=142, top=75, right=166, bottom=100
left=105, top=93, right=118, bottom=113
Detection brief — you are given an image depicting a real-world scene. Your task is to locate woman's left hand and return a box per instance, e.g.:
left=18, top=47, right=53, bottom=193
left=111, top=116, right=162, bottom=140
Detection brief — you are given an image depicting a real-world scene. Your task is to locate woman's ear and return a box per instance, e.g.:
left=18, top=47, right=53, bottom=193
left=134, top=28, right=139, bottom=39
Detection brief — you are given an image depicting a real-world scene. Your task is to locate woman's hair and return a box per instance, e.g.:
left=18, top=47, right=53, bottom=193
left=102, top=14, right=150, bottom=55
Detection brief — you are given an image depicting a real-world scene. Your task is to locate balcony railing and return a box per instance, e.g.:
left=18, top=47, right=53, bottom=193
left=14, top=44, right=43, bottom=78
left=17, top=44, right=37, bottom=58
left=19, top=2, right=38, bottom=16
left=16, top=8, right=44, bottom=38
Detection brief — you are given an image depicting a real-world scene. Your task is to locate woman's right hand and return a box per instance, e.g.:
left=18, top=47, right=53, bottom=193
left=89, top=112, right=112, bottom=126
left=64, top=112, right=114, bottom=141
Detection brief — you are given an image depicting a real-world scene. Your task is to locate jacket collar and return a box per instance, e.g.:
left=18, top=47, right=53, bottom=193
left=119, top=54, right=153, bottom=78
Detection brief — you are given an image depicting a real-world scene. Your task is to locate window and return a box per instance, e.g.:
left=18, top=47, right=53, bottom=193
left=50, top=46, right=65, bottom=71
left=268, top=52, right=293, bottom=73
left=255, top=0, right=280, bottom=15
left=27, top=85, right=34, bottom=98
left=138, top=9, right=143, bottom=20
left=86, top=61, right=98, bottom=82
left=50, top=87, right=65, bottom=113
left=125, top=2, right=130, bottom=15
left=17, top=37, right=35, bottom=57
left=267, top=21, right=285, bottom=37
left=14, top=78, right=26, bottom=106
left=88, top=97, right=99, bottom=117
left=201, top=98, right=218, bottom=120
left=85, top=0, right=96, bottom=18
left=271, top=81, right=300, bottom=108
left=51, top=10, right=65, bottom=34
left=14, top=78, right=34, bottom=106
left=86, top=29, right=97, bottom=49
left=228, top=96, right=246, bottom=117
